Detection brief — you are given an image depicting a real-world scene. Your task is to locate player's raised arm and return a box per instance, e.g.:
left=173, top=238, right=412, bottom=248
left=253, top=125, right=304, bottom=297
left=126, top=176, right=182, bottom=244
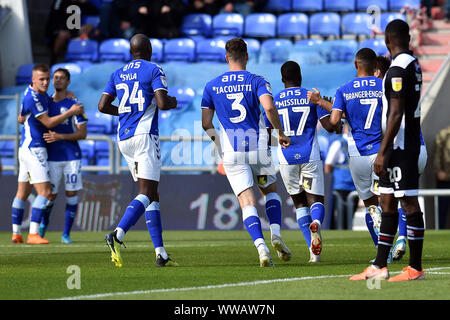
left=37, top=102, right=84, bottom=129
left=154, top=90, right=177, bottom=110
left=259, top=94, right=290, bottom=149
left=308, top=88, right=333, bottom=112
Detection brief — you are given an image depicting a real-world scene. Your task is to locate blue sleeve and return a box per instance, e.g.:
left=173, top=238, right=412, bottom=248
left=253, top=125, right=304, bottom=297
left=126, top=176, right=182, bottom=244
left=103, top=72, right=116, bottom=97
left=24, top=92, right=48, bottom=118
left=201, top=84, right=214, bottom=109
left=316, top=105, right=330, bottom=119
left=255, top=76, right=273, bottom=98
left=151, top=65, right=168, bottom=92
left=332, top=86, right=345, bottom=113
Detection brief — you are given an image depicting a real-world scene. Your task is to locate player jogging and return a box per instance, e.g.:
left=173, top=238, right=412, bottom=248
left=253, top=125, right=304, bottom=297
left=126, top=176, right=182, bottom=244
left=99, top=34, right=178, bottom=267
left=37, top=68, right=88, bottom=244
left=350, top=19, right=426, bottom=281
left=201, top=38, right=291, bottom=267
left=267, top=61, right=332, bottom=262
left=11, top=64, right=84, bottom=244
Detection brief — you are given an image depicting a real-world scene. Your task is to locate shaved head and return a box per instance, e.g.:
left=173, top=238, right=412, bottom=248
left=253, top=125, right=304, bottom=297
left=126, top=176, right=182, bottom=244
left=130, top=34, right=152, bottom=60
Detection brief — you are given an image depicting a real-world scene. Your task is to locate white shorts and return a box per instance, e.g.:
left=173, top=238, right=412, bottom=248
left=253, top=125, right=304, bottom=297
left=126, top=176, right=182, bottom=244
left=118, top=133, right=161, bottom=182
left=279, top=160, right=324, bottom=196
left=349, top=153, right=379, bottom=201
left=49, top=160, right=83, bottom=194
left=418, top=144, right=427, bottom=175
left=222, top=149, right=277, bottom=196
left=17, top=147, right=50, bottom=184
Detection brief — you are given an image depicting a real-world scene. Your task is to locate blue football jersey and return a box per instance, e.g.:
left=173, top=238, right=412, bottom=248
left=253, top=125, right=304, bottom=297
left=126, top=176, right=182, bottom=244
left=103, top=59, right=168, bottom=141
left=46, top=98, right=87, bottom=162
left=332, top=76, right=383, bottom=156
left=20, top=86, right=52, bottom=148
left=269, top=87, right=327, bottom=164
left=201, top=71, right=272, bottom=152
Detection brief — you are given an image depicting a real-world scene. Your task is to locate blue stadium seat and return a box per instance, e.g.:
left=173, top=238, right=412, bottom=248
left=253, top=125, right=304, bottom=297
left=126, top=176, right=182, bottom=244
left=360, top=38, right=389, bottom=56
left=181, top=14, right=212, bottom=37
left=243, top=38, right=261, bottom=62
left=150, top=38, right=164, bottom=62
left=65, top=39, right=98, bottom=62
left=356, top=0, right=388, bottom=11
left=212, top=13, right=244, bottom=37
left=389, top=0, right=420, bottom=11
left=380, top=12, right=407, bottom=32
left=244, top=13, right=277, bottom=38
left=260, top=39, right=293, bottom=63
left=95, top=140, right=110, bottom=159
left=51, top=62, right=84, bottom=76
left=324, top=0, right=356, bottom=11
left=16, top=63, right=35, bottom=85
left=85, top=110, right=113, bottom=134
left=99, top=38, right=131, bottom=62
left=277, top=13, right=309, bottom=38
left=79, top=140, right=95, bottom=162
left=342, top=13, right=373, bottom=36
left=319, top=39, right=359, bottom=63
left=309, top=13, right=341, bottom=37
left=265, top=0, right=291, bottom=12
left=168, top=87, right=195, bottom=110
left=0, top=156, right=15, bottom=175
left=81, top=15, right=100, bottom=29
left=164, top=38, right=196, bottom=62
left=295, top=39, right=323, bottom=46
left=292, top=0, right=323, bottom=12
left=0, top=140, right=15, bottom=158
left=196, top=38, right=227, bottom=62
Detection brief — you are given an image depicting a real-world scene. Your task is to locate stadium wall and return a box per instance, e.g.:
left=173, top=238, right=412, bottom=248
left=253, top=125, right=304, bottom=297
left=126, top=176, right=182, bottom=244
left=0, top=0, right=32, bottom=88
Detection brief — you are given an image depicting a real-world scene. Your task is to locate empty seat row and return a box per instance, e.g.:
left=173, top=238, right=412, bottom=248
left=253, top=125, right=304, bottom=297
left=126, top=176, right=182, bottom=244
left=181, top=12, right=406, bottom=38
left=264, top=0, right=420, bottom=12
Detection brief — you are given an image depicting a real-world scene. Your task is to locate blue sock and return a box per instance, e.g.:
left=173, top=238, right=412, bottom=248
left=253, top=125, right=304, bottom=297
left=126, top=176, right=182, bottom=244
left=41, top=200, right=54, bottom=226
left=296, top=207, right=312, bottom=248
left=64, top=196, right=78, bottom=236
left=145, top=202, right=164, bottom=248
left=242, top=206, right=265, bottom=245
left=398, top=208, right=407, bottom=238
left=30, top=195, right=48, bottom=233
left=365, top=209, right=378, bottom=246
left=265, top=193, right=282, bottom=225
left=310, top=202, right=325, bottom=225
left=117, top=194, right=150, bottom=233
left=12, top=198, right=25, bottom=226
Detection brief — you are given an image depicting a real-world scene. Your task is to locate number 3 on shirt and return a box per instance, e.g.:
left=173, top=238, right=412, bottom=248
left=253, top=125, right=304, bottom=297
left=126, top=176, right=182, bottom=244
left=227, top=92, right=246, bottom=123
left=116, top=81, right=145, bottom=114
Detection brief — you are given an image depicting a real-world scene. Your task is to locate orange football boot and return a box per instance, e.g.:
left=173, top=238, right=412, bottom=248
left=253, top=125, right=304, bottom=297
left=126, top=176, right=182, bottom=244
left=388, top=266, right=425, bottom=282
left=26, top=233, right=49, bottom=244
left=349, top=265, right=389, bottom=280
left=11, top=234, right=24, bottom=244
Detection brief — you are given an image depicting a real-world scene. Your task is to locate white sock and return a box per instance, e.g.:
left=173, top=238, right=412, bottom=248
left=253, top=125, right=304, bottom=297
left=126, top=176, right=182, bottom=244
left=29, top=222, right=39, bottom=235
left=255, top=239, right=269, bottom=253
left=115, top=227, right=125, bottom=242
left=13, top=224, right=21, bottom=235
left=270, top=223, right=281, bottom=238
left=155, top=246, right=168, bottom=259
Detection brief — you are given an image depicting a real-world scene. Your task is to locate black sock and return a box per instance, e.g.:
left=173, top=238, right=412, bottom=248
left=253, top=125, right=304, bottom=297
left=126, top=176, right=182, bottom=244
left=374, top=212, right=398, bottom=268
left=406, top=211, right=425, bottom=271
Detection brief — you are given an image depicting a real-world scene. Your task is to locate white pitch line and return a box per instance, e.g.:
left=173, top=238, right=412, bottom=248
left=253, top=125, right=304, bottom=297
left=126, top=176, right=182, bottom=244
left=54, top=267, right=450, bottom=300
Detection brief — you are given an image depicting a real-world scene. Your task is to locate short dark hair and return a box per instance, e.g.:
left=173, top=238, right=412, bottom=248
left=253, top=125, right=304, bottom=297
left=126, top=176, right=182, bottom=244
left=280, top=61, right=302, bottom=85
left=375, top=55, right=391, bottom=78
left=32, top=63, right=50, bottom=74
left=53, top=68, right=71, bottom=80
left=355, top=48, right=377, bottom=73
left=385, top=19, right=410, bottom=38
left=225, top=38, right=247, bottom=62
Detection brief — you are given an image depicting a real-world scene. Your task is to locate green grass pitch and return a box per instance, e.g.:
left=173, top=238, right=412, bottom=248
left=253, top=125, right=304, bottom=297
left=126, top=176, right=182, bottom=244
left=0, top=230, right=449, bottom=300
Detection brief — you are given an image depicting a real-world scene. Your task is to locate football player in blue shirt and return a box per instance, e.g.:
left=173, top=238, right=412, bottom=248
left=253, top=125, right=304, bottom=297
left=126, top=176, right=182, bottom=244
left=201, top=38, right=291, bottom=267
left=11, top=64, right=84, bottom=244
left=99, top=34, right=178, bottom=267
left=268, top=61, right=335, bottom=263
left=36, top=68, right=88, bottom=244
left=329, top=48, right=383, bottom=252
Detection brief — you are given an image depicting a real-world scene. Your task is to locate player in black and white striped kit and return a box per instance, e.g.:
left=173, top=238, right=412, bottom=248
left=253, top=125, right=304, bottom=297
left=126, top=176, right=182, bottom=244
left=350, top=19, right=426, bottom=281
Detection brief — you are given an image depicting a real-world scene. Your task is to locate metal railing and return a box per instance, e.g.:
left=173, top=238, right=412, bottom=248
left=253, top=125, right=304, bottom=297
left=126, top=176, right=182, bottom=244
left=418, top=189, right=450, bottom=230
left=82, top=135, right=115, bottom=174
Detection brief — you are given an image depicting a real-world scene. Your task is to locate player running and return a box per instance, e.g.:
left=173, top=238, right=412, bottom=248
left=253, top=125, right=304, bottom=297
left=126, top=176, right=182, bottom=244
left=267, top=61, right=333, bottom=262
left=12, top=64, right=84, bottom=244
left=351, top=19, right=426, bottom=281
left=99, top=34, right=178, bottom=267
left=201, top=38, right=291, bottom=267
left=37, top=68, right=88, bottom=244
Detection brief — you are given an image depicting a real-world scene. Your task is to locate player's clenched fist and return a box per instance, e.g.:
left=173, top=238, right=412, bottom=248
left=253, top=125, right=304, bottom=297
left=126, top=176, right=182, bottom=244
left=69, top=103, right=84, bottom=116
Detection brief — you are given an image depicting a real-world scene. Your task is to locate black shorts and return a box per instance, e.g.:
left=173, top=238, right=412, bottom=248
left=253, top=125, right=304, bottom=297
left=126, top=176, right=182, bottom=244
left=378, top=147, right=419, bottom=198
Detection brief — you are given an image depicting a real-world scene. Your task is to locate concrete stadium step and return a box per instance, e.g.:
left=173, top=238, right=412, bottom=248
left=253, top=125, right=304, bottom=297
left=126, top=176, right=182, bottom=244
left=423, top=71, right=436, bottom=83
left=420, top=32, right=450, bottom=45
left=415, top=45, right=450, bottom=57
left=420, top=58, right=445, bottom=72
